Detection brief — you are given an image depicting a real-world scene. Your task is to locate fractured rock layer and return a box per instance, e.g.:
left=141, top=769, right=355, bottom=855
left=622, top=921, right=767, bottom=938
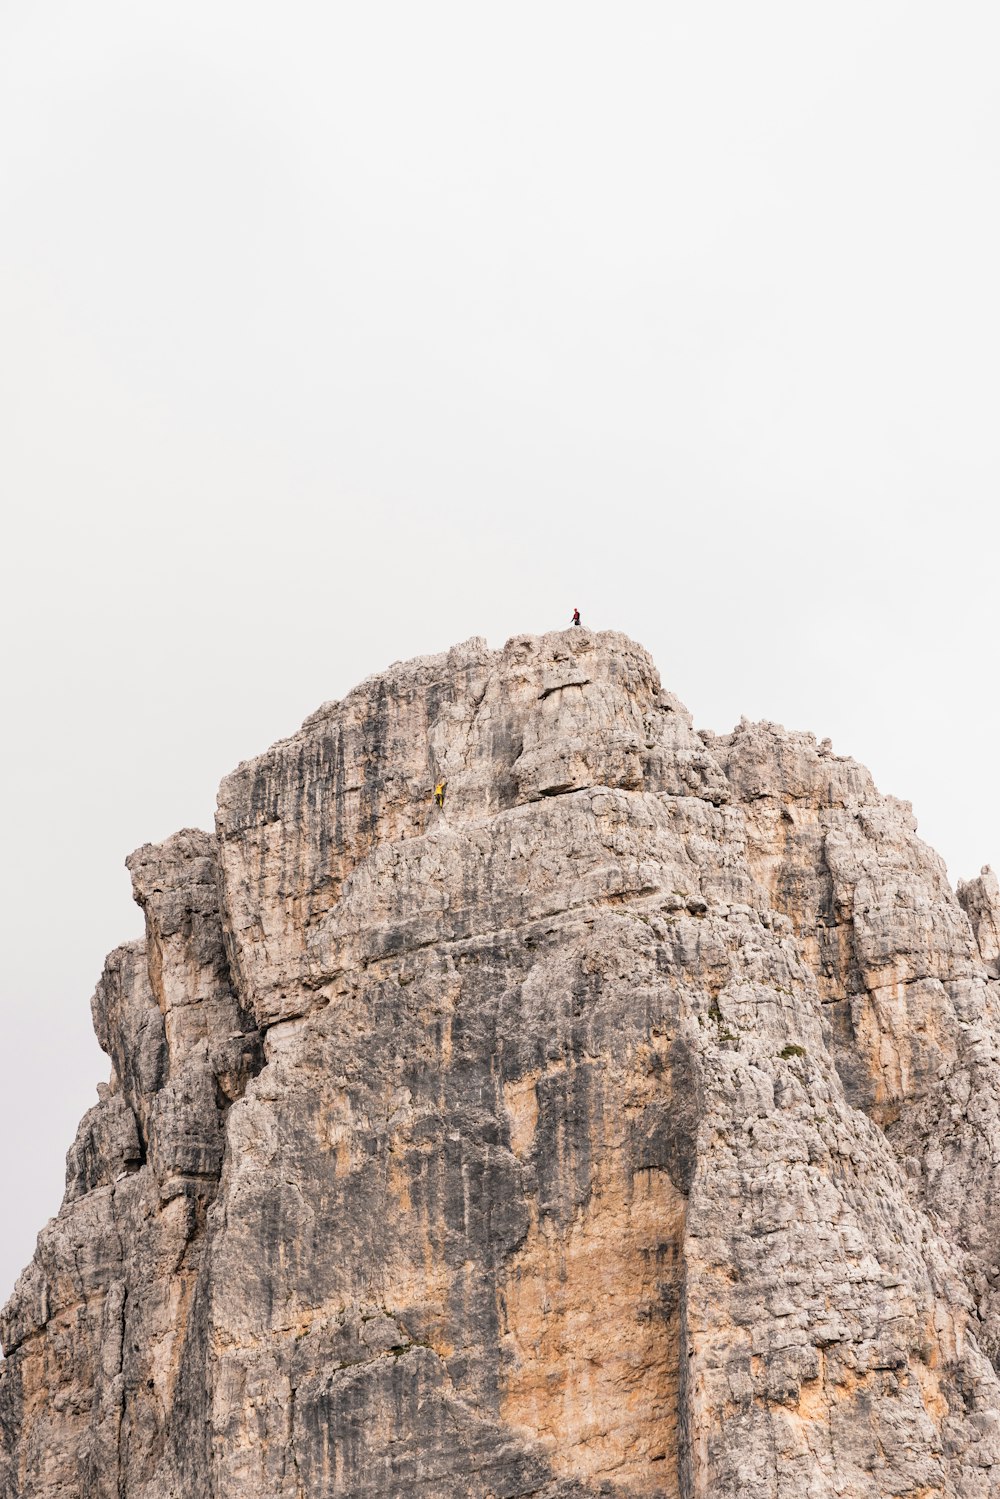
left=3, top=630, right=1000, bottom=1497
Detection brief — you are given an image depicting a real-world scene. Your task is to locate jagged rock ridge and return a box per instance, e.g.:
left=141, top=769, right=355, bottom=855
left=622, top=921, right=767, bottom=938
left=4, top=629, right=1000, bottom=1498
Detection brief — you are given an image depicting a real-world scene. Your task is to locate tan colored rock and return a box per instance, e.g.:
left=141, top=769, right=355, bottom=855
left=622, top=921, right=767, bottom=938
left=959, top=866, right=1000, bottom=979
left=715, top=719, right=1000, bottom=1370
left=4, top=631, right=1000, bottom=1498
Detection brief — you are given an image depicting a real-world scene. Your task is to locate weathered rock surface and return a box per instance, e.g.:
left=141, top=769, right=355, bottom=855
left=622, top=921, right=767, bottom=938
left=4, top=629, right=1000, bottom=1497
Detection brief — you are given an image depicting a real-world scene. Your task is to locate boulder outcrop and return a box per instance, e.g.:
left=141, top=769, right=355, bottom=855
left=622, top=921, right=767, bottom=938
left=4, top=630, right=1000, bottom=1497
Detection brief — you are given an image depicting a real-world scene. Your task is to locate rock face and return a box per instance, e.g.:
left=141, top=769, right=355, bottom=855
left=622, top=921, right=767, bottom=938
left=4, top=629, right=1000, bottom=1498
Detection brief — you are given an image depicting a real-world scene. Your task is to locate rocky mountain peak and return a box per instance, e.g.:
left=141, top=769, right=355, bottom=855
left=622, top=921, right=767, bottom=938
left=4, top=629, right=1000, bottom=1498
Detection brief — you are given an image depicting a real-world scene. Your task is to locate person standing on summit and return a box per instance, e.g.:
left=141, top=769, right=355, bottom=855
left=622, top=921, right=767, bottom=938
left=571, top=607, right=581, bottom=626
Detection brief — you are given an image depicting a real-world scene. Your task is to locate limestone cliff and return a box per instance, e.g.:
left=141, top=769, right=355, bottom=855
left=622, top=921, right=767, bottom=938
left=4, top=629, right=1000, bottom=1498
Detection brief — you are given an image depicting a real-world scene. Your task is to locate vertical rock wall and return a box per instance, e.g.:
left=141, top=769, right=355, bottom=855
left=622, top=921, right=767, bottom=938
left=4, top=630, right=1000, bottom=1498
left=0, top=834, right=261, bottom=1498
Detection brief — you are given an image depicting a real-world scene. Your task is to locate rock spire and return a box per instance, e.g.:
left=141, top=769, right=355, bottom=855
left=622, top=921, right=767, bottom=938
left=4, top=629, right=1000, bottom=1498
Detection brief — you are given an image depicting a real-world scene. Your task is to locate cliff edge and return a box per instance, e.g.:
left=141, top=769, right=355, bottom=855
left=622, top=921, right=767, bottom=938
left=4, top=629, right=1000, bottom=1498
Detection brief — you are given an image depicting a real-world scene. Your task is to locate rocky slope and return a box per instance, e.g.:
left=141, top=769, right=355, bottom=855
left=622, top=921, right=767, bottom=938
left=3, top=629, right=1000, bottom=1498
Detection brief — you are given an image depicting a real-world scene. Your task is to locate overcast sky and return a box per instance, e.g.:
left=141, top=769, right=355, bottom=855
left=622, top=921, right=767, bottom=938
left=2, top=1, right=998, bottom=1305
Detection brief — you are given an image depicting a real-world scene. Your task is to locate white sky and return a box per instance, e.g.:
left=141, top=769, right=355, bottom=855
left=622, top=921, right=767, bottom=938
left=2, top=1, right=998, bottom=1305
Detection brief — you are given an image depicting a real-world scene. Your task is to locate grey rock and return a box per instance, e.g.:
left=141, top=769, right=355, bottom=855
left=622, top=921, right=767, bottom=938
left=4, top=630, right=1000, bottom=1497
